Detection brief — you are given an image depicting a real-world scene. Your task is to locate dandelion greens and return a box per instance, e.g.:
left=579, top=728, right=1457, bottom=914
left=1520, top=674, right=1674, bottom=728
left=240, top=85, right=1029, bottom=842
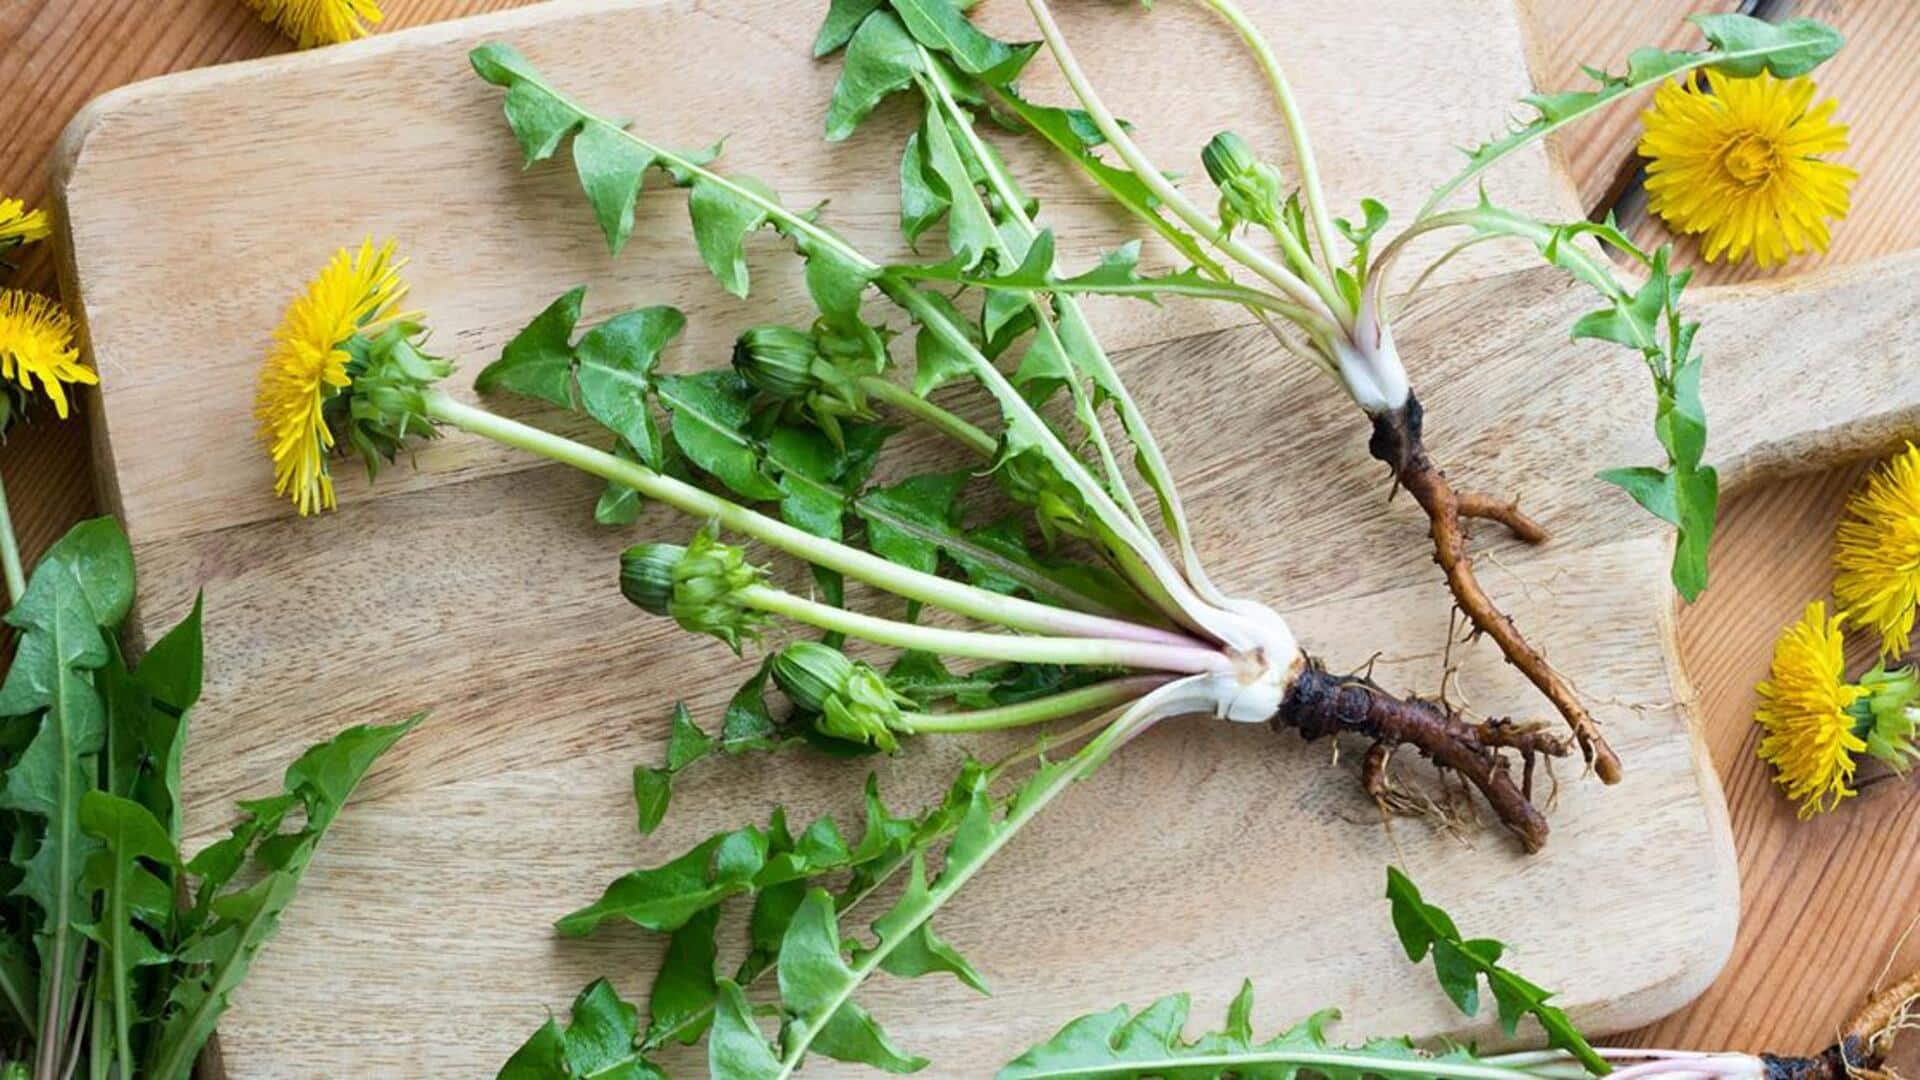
left=240, top=4, right=1850, bottom=1076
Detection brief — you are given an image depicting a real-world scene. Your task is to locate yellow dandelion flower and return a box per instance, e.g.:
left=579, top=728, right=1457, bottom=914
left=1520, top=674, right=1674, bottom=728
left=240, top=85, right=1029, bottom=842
left=0, top=290, right=96, bottom=420
left=242, top=0, right=384, bottom=50
left=1639, top=70, right=1856, bottom=268
left=1755, top=601, right=1868, bottom=818
left=255, top=239, right=407, bottom=516
left=1835, top=443, right=1920, bottom=658
left=0, top=199, right=50, bottom=250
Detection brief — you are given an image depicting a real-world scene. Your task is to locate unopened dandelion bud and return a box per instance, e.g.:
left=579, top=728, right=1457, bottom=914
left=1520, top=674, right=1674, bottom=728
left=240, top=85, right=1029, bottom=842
left=772, top=641, right=854, bottom=714
left=668, top=528, right=770, bottom=653
left=733, top=325, right=820, bottom=401
left=1201, top=131, right=1284, bottom=230
left=774, top=641, right=906, bottom=751
left=619, top=543, right=688, bottom=616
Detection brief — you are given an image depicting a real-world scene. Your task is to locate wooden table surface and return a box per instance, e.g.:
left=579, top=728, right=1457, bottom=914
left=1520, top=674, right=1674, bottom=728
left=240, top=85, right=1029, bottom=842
left=5, top=0, right=1916, bottom=1061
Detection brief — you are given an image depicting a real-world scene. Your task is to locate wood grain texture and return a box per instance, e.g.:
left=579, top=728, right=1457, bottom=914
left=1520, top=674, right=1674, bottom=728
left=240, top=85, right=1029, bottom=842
left=0, top=0, right=1911, bottom=1071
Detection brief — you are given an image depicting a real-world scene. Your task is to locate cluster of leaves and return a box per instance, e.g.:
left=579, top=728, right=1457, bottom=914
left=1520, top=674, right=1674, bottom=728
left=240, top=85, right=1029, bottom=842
left=1384, top=867, right=1605, bottom=1073
left=0, top=518, right=414, bottom=1078
left=999, top=867, right=1608, bottom=1079
left=1441, top=205, right=1715, bottom=599
left=506, top=731, right=1132, bottom=1079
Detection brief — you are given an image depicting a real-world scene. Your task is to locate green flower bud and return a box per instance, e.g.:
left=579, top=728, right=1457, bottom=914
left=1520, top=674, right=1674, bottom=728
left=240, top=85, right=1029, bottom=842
left=629, top=527, right=770, bottom=653
left=619, top=542, right=687, bottom=615
left=733, top=325, right=819, bottom=401
left=1201, top=131, right=1284, bottom=231
left=772, top=641, right=908, bottom=751
left=772, top=641, right=854, bottom=713
left=1853, top=662, right=1920, bottom=769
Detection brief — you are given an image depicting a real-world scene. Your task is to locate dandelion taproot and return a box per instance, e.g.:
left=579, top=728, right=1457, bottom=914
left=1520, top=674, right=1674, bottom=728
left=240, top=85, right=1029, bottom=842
left=0, top=290, right=95, bottom=420
left=1639, top=71, right=1855, bottom=268
left=1835, top=443, right=1920, bottom=658
left=254, top=239, right=407, bottom=515
left=242, top=0, right=384, bottom=50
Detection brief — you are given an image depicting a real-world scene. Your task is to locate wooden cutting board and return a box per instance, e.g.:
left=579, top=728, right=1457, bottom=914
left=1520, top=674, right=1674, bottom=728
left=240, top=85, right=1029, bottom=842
left=48, top=0, right=1920, bottom=1074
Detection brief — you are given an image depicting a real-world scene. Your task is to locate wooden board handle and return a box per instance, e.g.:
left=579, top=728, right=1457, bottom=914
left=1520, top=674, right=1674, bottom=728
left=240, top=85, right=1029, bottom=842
left=1693, top=246, right=1920, bottom=492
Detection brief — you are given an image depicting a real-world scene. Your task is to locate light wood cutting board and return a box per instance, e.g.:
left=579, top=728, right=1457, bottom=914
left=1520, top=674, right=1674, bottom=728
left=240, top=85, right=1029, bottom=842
left=48, top=0, right=1920, bottom=1074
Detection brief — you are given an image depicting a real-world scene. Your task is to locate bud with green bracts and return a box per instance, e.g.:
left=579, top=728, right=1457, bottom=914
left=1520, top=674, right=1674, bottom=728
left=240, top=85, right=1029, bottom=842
left=1853, top=662, right=1920, bottom=769
left=732, top=325, right=819, bottom=400
left=619, top=542, right=686, bottom=615
left=1201, top=131, right=1285, bottom=232
left=732, top=321, right=880, bottom=449
left=330, top=323, right=454, bottom=477
left=772, top=640, right=911, bottom=751
left=618, top=528, right=769, bottom=653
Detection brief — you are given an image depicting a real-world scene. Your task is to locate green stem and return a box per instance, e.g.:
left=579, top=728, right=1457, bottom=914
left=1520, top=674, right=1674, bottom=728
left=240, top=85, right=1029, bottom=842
left=525, top=65, right=1215, bottom=638
left=917, top=60, right=1153, bottom=540
left=1023, top=0, right=1345, bottom=325
left=774, top=694, right=1167, bottom=1078
left=855, top=375, right=996, bottom=457
left=1414, top=40, right=1834, bottom=222
left=0, top=469, right=25, bottom=606
left=422, top=392, right=1199, bottom=648
left=898, top=676, right=1168, bottom=734
left=107, top=862, right=133, bottom=1080
left=1195, top=0, right=1343, bottom=284
left=736, top=585, right=1229, bottom=673
left=1004, top=1049, right=1546, bottom=1080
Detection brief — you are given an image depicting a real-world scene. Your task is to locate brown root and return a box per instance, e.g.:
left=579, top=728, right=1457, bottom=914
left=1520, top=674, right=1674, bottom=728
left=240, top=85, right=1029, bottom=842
left=1368, top=397, right=1622, bottom=784
left=1273, top=658, right=1572, bottom=853
left=1761, top=967, right=1920, bottom=1079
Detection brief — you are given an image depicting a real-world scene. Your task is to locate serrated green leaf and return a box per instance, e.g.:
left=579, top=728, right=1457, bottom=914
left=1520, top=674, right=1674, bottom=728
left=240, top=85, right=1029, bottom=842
left=572, top=121, right=657, bottom=256
left=815, top=0, right=885, bottom=57
left=0, top=518, right=134, bottom=1052
left=575, top=306, right=680, bottom=462
left=1383, top=867, right=1607, bottom=1074
left=898, top=128, right=948, bottom=249
left=999, top=984, right=1493, bottom=1080
left=631, top=766, right=672, bottom=837
left=499, top=979, right=659, bottom=1080
left=708, top=980, right=782, bottom=1080
left=777, top=889, right=928, bottom=1073
left=862, top=853, right=986, bottom=993
left=916, top=104, right=998, bottom=270
left=826, top=11, right=924, bottom=141
left=856, top=471, right=967, bottom=575
left=476, top=287, right=585, bottom=408
left=1691, top=14, right=1843, bottom=78
left=502, top=80, right=583, bottom=164
left=150, top=716, right=418, bottom=1080
left=556, top=827, right=768, bottom=937
left=690, top=175, right=778, bottom=298
left=647, top=905, right=720, bottom=1047
left=656, top=371, right=782, bottom=501
left=890, top=0, right=1029, bottom=76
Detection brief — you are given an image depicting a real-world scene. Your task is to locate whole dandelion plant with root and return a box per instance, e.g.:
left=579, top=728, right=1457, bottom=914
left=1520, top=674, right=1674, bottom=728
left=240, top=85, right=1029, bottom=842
left=243, top=4, right=1850, bottom=1077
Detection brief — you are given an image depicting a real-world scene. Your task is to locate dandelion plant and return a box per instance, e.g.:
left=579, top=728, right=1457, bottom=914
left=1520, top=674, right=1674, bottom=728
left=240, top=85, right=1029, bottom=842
left=0, top=330, right=410, bottom=1077
left=244, top=3, right=1849, bottom=1076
